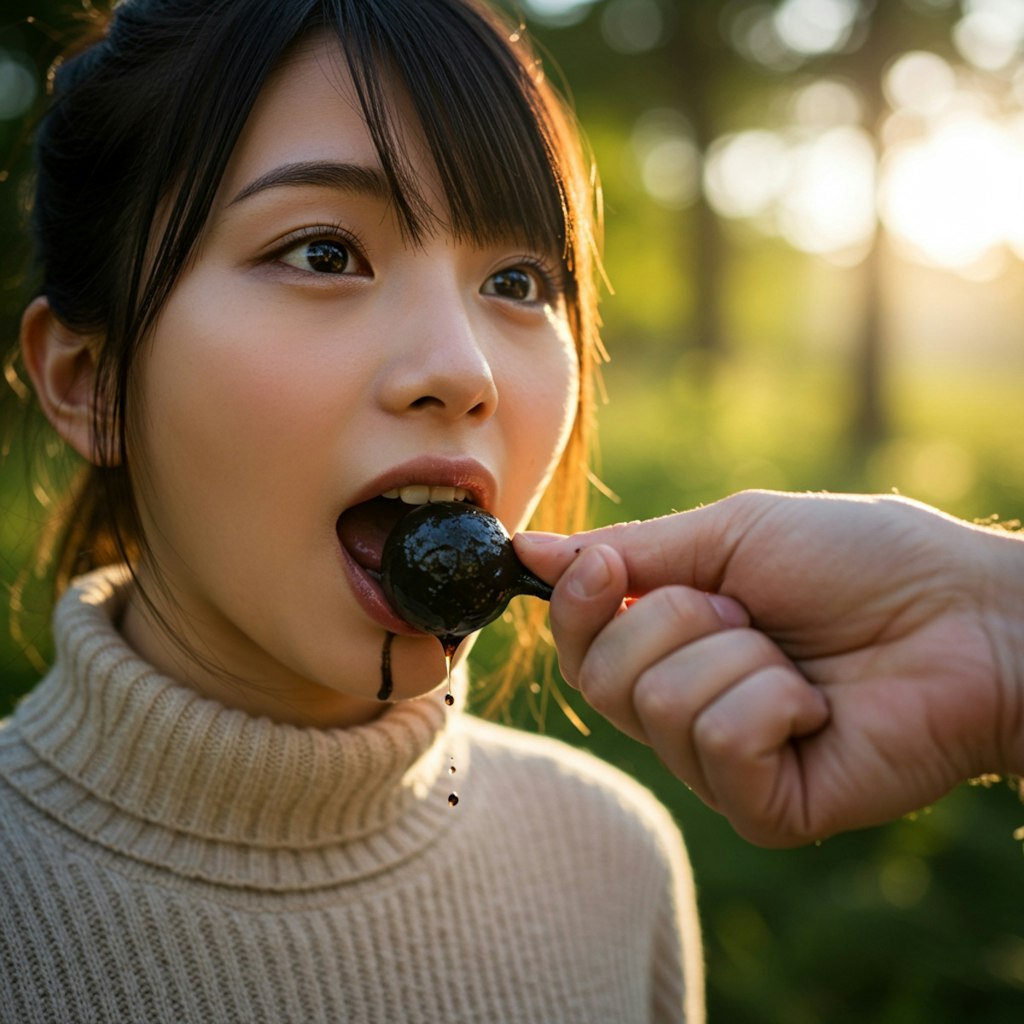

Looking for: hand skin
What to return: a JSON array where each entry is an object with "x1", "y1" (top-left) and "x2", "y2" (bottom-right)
[{"x1": 514, "y1": 491, "x2": 1024, "y2": 848}]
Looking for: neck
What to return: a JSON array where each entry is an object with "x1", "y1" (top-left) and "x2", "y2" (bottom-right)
[{"x1": 121, "y1": 596, "x2": 391, "y2": 727}]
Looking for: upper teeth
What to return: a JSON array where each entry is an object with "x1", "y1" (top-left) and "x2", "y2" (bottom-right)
[{"x1": 381, "y1": 485, "x2": 472, "y2": 504}]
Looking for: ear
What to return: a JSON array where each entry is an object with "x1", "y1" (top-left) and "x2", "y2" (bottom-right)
[{"x1": 20, "y1": 296, "x2": 116, "y2": 466}]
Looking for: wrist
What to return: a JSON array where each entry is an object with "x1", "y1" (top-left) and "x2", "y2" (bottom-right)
[{"x1": 979, "y1": 525, "x2": 1024, "y2": 775}]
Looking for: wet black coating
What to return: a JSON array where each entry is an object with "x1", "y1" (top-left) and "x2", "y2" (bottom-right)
[
  {"x1": 378, "y1": 631, "x2": 395, "y2": 701},
  {"x1": 380, "y1": 502, "x2": 552, "y2": 647}
]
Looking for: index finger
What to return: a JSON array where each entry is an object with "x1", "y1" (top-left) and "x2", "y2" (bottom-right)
[{"x1": 515, "y1": 503, "x2": 736, "y2": 596}]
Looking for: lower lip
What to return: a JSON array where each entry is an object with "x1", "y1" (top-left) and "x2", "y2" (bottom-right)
[{"x1": 337, "y1": 543, "x2": 425, "y2": 638}]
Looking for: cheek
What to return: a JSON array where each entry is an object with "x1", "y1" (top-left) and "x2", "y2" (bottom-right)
[
  {"x1": 131, "y1": 285, "x2": 341, "y2": 537},
  {"x1": 140, "y1": 279, "x2": 354, "y2": 460},
  {"x1": 139, "y1": 325, "x2": 263, "y2": 498},
  {"x1": 532, "y1": 316, "x2": 581, "y2": 457},
  {"x1": 502, "y1": 322, "x2": 581, "y2": 513}
]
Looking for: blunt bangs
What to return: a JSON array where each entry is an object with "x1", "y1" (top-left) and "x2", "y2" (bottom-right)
[
  {"x1": 111, "y1": 0, "x2": 583, "y2": 355},
  {"x1": 328, "y1": 0, "x2": 573, "y2": 268}
]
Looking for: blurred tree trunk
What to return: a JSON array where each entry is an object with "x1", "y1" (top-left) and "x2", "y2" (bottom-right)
[
  {"x1": 668, "y1": 3, "x2": 727, "y2": 368},
  {"x1": 856, "y1": 229, "x2": 888, "y2": 450},
  {"x1": 846, "y1": 3, "x2": 894, "y2": 451},
  {"x1": 839, "y1": 0, "x2": 959, "y2": 450}
]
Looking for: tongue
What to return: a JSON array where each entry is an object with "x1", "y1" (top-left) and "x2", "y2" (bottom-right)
[{"x1": 337, "y1": 498, "x2": 410, "y2": 573}]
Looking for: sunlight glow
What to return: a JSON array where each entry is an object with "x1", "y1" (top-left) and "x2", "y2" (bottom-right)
[
  {"x1": 705, "y1": 70, "x2": 1024, "y2": 277},
  {"x1": 527, "y1": 0, "x2": 1024, "y2": 280},
  {"x1": 704, "y1": 126, "x2": 875, "y2": 259},
  {"x1": 878, "y1": 114, "x2": 1024, "y2": 271},
  {"x1": 704, "y1": 131, "x2": 791, "y2": 220},
  {"x1": 777, "y1": 127, "x2": 876, "y2": 257}
]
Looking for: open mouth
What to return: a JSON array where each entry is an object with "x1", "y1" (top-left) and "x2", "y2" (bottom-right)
[{"x1": 336, "y1": 485, "x2": 474, "y2": 578}]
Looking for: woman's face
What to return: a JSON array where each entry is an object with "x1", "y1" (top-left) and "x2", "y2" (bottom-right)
[{"x1": 120, "y1": 39, "x2": 579, "y2": 726}]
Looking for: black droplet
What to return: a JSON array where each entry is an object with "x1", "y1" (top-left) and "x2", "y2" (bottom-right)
[
  {"x1": 444, "y1": 692, "x2": 455, "y2": 706},
  {"x1": 380, "y1": 502, "x2": 552, "y2": 642},
  {"x1": 448, "y1": 792, "x2": 459, "y2": 807}
]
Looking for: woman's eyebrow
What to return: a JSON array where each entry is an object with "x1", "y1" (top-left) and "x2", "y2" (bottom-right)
[{"x1": 228, "y1": 160, "x2": 392, "y2": 206}]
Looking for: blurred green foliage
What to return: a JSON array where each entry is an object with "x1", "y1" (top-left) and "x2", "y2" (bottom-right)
[
  {"x1": 2, "y1": 1, "x2": 1024, "y2": 1021},
  {"x1": 480, "y1": 352, "x2": 1024, "y2": 1023}
]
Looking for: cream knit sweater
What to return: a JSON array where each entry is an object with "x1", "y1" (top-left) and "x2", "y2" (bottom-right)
[{"x1": 0, "y1": 569, "x2": 703, "y2": 1023}]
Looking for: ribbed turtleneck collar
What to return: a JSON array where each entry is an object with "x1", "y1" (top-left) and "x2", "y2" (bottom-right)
[{"x1": 0, "y1": 568, "x2": 464, "y2": 891}]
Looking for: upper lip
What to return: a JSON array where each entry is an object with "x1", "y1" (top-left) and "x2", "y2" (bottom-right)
[{"x1": 343, "y1": 456, "x2": 498, "y2": 512}]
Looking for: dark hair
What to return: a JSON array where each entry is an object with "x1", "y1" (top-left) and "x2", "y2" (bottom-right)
[{"x1": 18, "y1": 0, "x2": 603, "y2": 694}]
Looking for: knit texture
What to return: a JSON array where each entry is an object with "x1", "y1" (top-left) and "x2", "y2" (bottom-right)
[{"x1": 0, "y1": 569, "x2": 703, "y2": 1023}]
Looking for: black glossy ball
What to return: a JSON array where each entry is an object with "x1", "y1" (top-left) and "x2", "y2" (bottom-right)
[{"x1": 380, "y1": 502, "x2": 552, "y2": 644}]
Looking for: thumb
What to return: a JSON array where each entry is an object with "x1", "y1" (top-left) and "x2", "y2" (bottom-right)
[
  {"x1": 512, "y1": 531, "x2": 578, "y2": 586},
  {"x1": 517, "y1": 502, "x2": 742, "y2": 596}
]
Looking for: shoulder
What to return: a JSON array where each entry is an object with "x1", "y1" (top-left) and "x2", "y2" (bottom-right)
[
  {"x1": 453, "y1": 716, "x2": 703, "y2": 1022},
  {"x1": 461, "y1": 712, "x2": 670, "y2": 811},
  {"x1": 457, "y1": 713, "x2": 686, "y2": 868}
]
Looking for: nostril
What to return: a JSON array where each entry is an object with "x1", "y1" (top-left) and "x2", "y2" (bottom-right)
[
  {"x1": 407, "y1": 395, "x2": 492, "y2": 416},
  {"x1": 410, "y1": 395, "x2": 444, "y2": 410}
]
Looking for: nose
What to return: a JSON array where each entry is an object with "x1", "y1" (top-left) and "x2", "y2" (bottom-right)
[{"x1": 377, "y1": 297, "x2": 499, "y2": 422}]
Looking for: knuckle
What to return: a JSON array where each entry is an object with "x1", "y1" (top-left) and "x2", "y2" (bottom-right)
[
  {"x1": 658, "y1": 585, "x2": 710, "y2": 631},
  {"x1": 693, "y1": 702, "x2": 743, "y2": 759},
  {"x1": 632, "y1": 662, "x2": 686, "y2": 723},
  {"x1": 576, "y1": 655, "x2": 615, "y2": 712},
  {"x1": 765, "y1": 663, "x2": 810, "y2": 709}
]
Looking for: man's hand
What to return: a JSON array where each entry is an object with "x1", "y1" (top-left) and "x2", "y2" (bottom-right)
[{"x1": 515, "y1": 491, "x2": 1024, "y2": 847}]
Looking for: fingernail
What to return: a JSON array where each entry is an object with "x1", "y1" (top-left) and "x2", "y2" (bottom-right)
[
  {"x1": 569, "y1": 547, "x2": 612, "y2": 599},
  {"x1": 515, "y1": 531, "x2": 566, "y2": 546},
  {"x1": 707, "y1": 593, "x2": 750, "y2": 628}
]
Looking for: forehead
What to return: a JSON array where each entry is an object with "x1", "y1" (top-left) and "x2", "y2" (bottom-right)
[
  {"x1": 219, "y1": 38, "x2": 436, "y2": 214},
  {"x1": 208, "y1": 17, "x2": 569, "y2": 262}
]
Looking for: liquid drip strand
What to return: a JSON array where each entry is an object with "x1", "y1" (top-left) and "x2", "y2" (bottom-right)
[
  {"x1": 442, "y1": 644, "x2": 455, "y2": 706},
  {"x1": 377, "y1": 632, "x2": 395, "y2": 701},
  {"x1": 441, "y1": 643, "x2": 458, "y2": 807}
]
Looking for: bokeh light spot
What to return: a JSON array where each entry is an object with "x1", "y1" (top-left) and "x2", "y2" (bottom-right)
[
  {"x1": 884, "y1": 51, "x2": 957, "y2": 117},
  {"x1": 704, "y1": 130, "x2": 791, "y2": 219},
  {"x1": 773, "y1": 0, "x2": 859, "y2": 56},
  {"x1": 789, "y1": 78, "x2": 863, "y2": 128},
  {"x1": 632, "y1": 108, "x2": 701, "y2": 210},
  {"x1": 878, "y1": 854, "x2": 931, "y2": 909},
  {"x1": 0, "y1": 53, "x2": 37, "y2": 122},
  {"x1": 600, "y1": 0, "x2": 665, "y2": 54}
]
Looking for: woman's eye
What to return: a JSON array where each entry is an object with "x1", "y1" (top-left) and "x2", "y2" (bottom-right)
[
  {"x1": 279, "y1": 238, "x2": 353, "y2": 275},
  {"x1": 482, "y1": 266, "x2": 542, "y2": 303}
]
